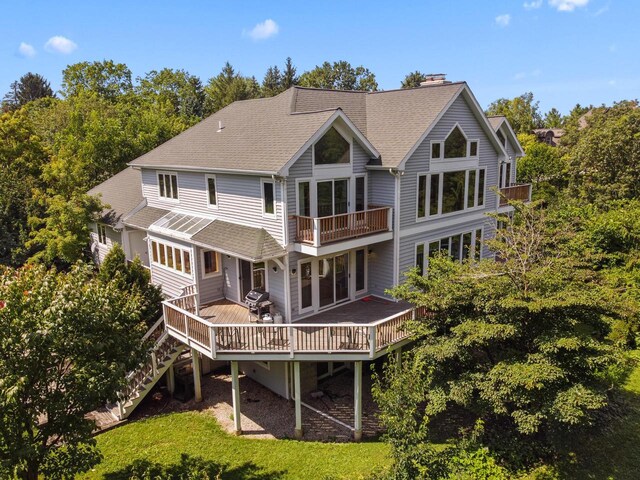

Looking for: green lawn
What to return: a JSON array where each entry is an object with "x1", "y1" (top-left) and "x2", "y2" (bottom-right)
[
  {"x1": 559, "y1": 352, "x2": 640, "y2": 480},
  {"x1": 82, "y1": 411, "x2": 390, "y2": 480}
]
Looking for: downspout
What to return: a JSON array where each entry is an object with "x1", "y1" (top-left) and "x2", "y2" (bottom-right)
[
  {"x1": 389, "y1": 168, "x2": 404, "y2": 293},
  {"x1": 275, "y1": 174, "x2": 293, "y2": 325}
]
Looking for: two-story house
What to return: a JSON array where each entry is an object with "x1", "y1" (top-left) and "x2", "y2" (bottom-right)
[{"x1": 88, "y1": 77, "x2": 527, "y2": 440}]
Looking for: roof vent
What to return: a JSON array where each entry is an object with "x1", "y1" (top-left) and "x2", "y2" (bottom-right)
[
  {"x1": 420, "y1": 73, "x2": 450, "y2": 86},
  {"x1": 217, "y1": 120, "x2": 224, "y2": 133}
]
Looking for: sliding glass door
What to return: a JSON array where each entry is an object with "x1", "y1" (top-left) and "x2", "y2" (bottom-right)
[
  {"x1": 317, "y1": 179, "x2": 348, "y2": 217},
  {"x1": 318, "y1": 253, "x2": 349, "y2": 308}
]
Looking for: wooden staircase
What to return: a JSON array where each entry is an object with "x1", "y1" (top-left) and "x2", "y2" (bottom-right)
[{"x1": 114, "y1": 317, "x2": 186, "y2": 420}]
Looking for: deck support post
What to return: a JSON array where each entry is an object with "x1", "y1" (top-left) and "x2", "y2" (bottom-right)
[
  {"x1": 394, "y1": 346, "x2": 402, "y2": 372},
  {"x1": 231, "y1": 361, "x2": 242, "y2": 435},
  {"x1": 354, "y1": 360, "x2": 363, "y2": 441},
  {"x1": 191, "y1": 348, "x2": 202, "y2": 403},
  {"x1": 294, "y1": 361, "x2": 303, "y2": 439},
  {"x1": 167, "y1": 365, "x2": 175, "y2": 395}
]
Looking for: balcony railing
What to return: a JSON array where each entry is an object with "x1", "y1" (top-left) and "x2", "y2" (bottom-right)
[
  {"x1": 163, "y1": 293, "x2": 427, "y2": 359},
  {"x1": 294, "y1": 206, "x2": 392, "y2": 247},
  {"x1": 499, "y1": 184, "x2": 532, "y2": 207}
]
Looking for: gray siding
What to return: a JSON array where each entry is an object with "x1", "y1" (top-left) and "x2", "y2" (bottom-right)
[
  {"x1": 89, "y1": 223, "x2": 121, "y2": 265},
  {"x1": 398, "y1": 216, "x2": 496, "y2": 276},
  {"x1": 240, "y1": 361, "x2": 288, "y2": 398},
  {"x1": 368, "y1": 170, "x2": 395, "y2": 207},
  {"x1": 399, "y1": 95, "x2": 500, "y2": 230},
  {"x1": 352, "y1": 141, "x2": 370, "y2": 175},
  {"x1": 267, "y1": 260, "x2": 287, "y2": 320},
  {"x1": 195, "y1": 247, "x2": 224, "y2": 304},
  {"x1": 287, "y1": 148, "x2": 313, "y2": 241},
  {"x1": 287, "y1": 251, "x2": 306, "y2": 322},
  {"x1": 141, "y1": 169, "x2": 285, "y2": 245},
  {"x1": 367, "y1": 239, "x2": 395, "y2": 298}
]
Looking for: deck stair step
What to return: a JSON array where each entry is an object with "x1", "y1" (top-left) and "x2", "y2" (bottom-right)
[{"x1": 114, "y1": 316, "x2": 186, "y2": 420}]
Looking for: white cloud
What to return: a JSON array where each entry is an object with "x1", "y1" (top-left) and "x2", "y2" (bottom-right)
[
  {"x1": 44, "y1": 35, "x2": 78, "y2": 54},
  {"x1": 495, "y1": 14, "x2": 511, "y2": 27},
  {"x1": 548, "y1": 0, "x2": 589, "y2": 12},
  {"x1": 593, "y1": 4, "x2": 609, "y2": 16},
  {"x1": 18, "y1": 42, "x2": 36, "y2": 58},
  {"x1": 243, "y1": 19, "x2": 279, "y2": 40},
  {"x1": 523, "y1": 0, "x2": 543, "y2": 9}
]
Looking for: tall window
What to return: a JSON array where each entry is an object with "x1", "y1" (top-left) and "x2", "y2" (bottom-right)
[
  {"x1": 298, "y1": 181, "x2": 310, "y2": 216},
  {"x1": 497, "y1": 129, "x2": 506, "y2": 146},
  {"x1": 314, "y1": 127, "x2": 350, "y2": 165},
  {"x1": 202, "y1": 250, "x2": 220, "y2": 278},
  {"x1": 416, "y1": 228, "x2": 482, "y2": 273},
  {"x1": 262, "y1": 180, "x2": 275, "y2": 216},
  {"x1": 300, "y1": 261, "x2": 312, "y2": 310},
  {"x1": 97, "y1": 224, "x2": 107, "y2": 245},
  {"x1": 151, "y1": 240, "x2": 192, "y2": 276},
  {"x1": 206, "y1": 175, "x2": 217, "y2": 207},
  {"x1": 418, "y1": 168, "x2": 486, "y2": 218},
  {"x1": 158, "y1": 172, "x2": 178, "y2": 200}
]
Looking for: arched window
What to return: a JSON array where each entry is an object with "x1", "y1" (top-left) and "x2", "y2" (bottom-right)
[
  {"x1": 444, "y1": 126, "x2": 467, "y2": 159},
  {"x1": 314, "y1": 127, "x2": 350, "y2": 165}
]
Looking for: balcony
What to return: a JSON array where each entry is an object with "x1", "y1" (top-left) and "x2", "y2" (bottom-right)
[
  {"x1": 499, "y1": 184, "x2": 532, "y2": 207},
  {"x1": 163, "y1": 294, "x2": 423, "y2": 361},
  {"x1": 292, "y1": 206, "x2": 393, "y2": 255}
]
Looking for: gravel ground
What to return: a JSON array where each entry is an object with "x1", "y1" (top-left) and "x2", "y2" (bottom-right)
[{"x1": 129, "y1": 365, "x2": 381, "y2": 442}]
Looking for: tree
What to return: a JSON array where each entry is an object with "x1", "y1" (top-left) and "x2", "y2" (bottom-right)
[
  {"x1": 98, "y1": 244, "x2": 164, "y2": 326},
  {"x1": 373, "y1": 201, "x2": 626, "y2": 476},
  {"x1": 2, "y1": 73, "x2": 54, "y2": 111},
  {"x1": 401, "y1": 71, "x2": 427, "y2": 89},
  {"x1": 27, "y1": 192, "x2": 104, "y2": 267},
  {"x1": 281, "y1": 57, "x2": 299, "y2": 89},
  {"x1": 262, "y1": 65, "x2": 283, "y2": 97},
  {"x1": 61, "y1": 60, "x2": 133, "y2": 100},
  {"x1": 563, "y1": 101, "x2": 640, "y2": 203},
  {"x1": 136, "y1": 68, "x2": 206, "y2": 119},
  {"x1": 516, "y1": 132, "x2": 565, "y2": 201},
  {"x1": 0, "y1": 263, "x2": 147, "y2": 479},
  {"x1": 0, "y1": 109, "x2": 48, "y2": 265},
  {"x1": 543, "y1": 107, "x2": 564, "y2": 128},
  {"x1": 204, "y1": 62, "x2": 261, "y2": 114},
  {"x1": 298, "y1": 61, "x2": 378, "y2": 91},
  {"x1": 485, "y1": 92, "x2": 543, "y2": 135}
]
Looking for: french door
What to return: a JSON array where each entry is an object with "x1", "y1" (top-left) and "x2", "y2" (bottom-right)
[
  {"x1": 239, "y1": 259, "x2": 266, "y2": 298},
  {"x1": 317, "y1": 179, "x2": 348, "y2": 217}
]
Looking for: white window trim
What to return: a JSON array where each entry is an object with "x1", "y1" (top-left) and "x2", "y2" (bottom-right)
[
  {"x1": 430, "y1": 140, "x2": 443, "y2": 161},
  {"x1": 97, "y1": 224, "x2": 107, "y2": 245},
  {"x1": 312, "y1": 123, "x2": 353, "y2": 170},
  {"x1": 467, "y1": 139, "x2": 480, "y2": 158},
  {"x1": 238, "y1": 259, "x2": 270, "y2": 301},
  {"x1": 354, "y1": 174, "x2": 368, "y2": 211},
  {"x1": 205, "y1": 174, "x2": 218, "y2": 209},
  {"x1": 416, "y1": 227, "x2": 484, "y2": 274},
  {"x1": 295, "y1": 178, "x2": 313, "y2": 217},
  {"x1": 261, "y1": 178, "x2": 277, "y2": 219},
  {"x1": 157, "y1": 171, "x2": 179, "y2": 202},
  {"x1": 255, "y1": 361, "x2": 271, "y2": 370},
  {"x1": 297, "y1": 258, "x2": 315, "y2": 315},
  {"x1": 200, "y1": 249, "x2": 222, "y2": 279},
  {"x1": 354, "y1": 248, "x2": 368, "y2": 295},
  {"x1": 417, "y1": 167, "x2": 487, "y2": 222},
  {"x1": 149, "y1": 238, "x2": 193, "y2": 279}
]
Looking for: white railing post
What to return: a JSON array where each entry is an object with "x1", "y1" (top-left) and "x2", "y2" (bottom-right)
[
  {"x1": 387, "y1": 207, "x2": 393, "y2": 232},
  {"x1": 289, "y1": 325, "x2": 295, "y2": 358},
  {"x1": 151, "y1": 351, "x2": 158, "y2": 377},
  {"x1": 369, "y1": 326, "x2": 376, "y2": 359},
  {"x1": 184, "y1": 314, "x2": 190, "y2": 346},
  {"x1": 209, "y1": 325, "x2": 217, "y2": 359},
  {"x1": 312, "y1": 218, "x2": 321, "y2": 247}
]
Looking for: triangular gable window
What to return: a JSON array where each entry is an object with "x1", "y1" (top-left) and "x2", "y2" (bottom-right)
[
  {"x1": 314, "y1": 127, "x2": 350, "y2": 165},
  {"x1": 444, "y1": 126, "x2": 467, "y2": 159}
]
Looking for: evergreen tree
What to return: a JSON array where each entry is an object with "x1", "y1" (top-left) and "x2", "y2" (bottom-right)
[
  {"x1": 401, "y1": 70, "x2": 426, "y2": 89},
  {"x1": 281, "y1": 57, "x2": 299, "y2": 89},
  {"x1": 2, "y1": 73, "x2": 54, "y2": 110}
]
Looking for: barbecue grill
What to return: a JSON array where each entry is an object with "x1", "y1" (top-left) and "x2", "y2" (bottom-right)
[{"x1": 244, "y1": 289, "x2": 272, "y2": 322}]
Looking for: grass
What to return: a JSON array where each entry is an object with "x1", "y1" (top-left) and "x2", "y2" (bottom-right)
[
  {"x1": 82, "y1": 411, "x2": 391, "y2": 480},
  {"x1": 558, "y1": 352, "x2": 640, "y2": 479}
]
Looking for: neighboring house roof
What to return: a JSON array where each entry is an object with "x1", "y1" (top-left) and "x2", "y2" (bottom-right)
[
  {"x1": 87, "y1": 167, "x2": 143, "y2": 228},
  {"x1": 191, "y1": 220, "x2": 286, "y2": 262},
  {"x1": 533, "y1": 128, "x2": 565, "y2": 147},
  {"x1": 129, "y1": 81, "x2": 504, "y2": 174},
  {"x1": 124, "y1": 206, "x2": 170, "y2": 230}
]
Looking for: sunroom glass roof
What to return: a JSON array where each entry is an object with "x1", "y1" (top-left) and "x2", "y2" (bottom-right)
[{"x1": 152, "y1": 212, "x2": 212, "y2": 236}]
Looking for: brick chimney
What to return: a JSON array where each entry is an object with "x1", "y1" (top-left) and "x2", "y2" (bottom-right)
[{"x1": 420, "y1": 73, "x2": 450, "y2": 86}]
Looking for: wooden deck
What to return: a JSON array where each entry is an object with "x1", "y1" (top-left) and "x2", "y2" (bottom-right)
[
  {"x1": 163, "y1": 294, "x2": 425, "y2": 360},
  {"x1": 199, "y1": 297, "x2": 411, "y2": 326}
]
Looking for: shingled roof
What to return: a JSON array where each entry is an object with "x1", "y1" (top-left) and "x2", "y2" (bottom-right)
[
  {"x1": 129, "y1": 82, "x2": 474, "y2": 173},
  {"x1": 87, "y1": 167, "x2": 143, "y2": 228}
]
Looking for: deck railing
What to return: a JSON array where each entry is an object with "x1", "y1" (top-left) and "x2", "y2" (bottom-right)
[
  {"x1": 162, "y1": 296, "x2": 427, "y2": 359},
  {"x1": 499, "y1": 184, "x2": 532, "y2": 206},
  {"x1": 294, "y1": 207, "x2": 392, "y2": 247}
]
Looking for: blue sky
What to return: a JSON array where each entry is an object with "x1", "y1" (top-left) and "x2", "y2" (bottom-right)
[{"x1": 1, "y1": 0, "x2": 638, "y2": 114}]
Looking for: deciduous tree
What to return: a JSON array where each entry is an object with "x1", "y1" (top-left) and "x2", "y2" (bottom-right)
[
  {"x1": 401, "y1": 71, "x2": 427, "y2": 89},
  {"x1": 61, "y1": 60, "x2": 133, "y2": 100},
  {"x1": 204, "y1": 62, "x2": 261, "y2": 114},
  {"x1": 486, "y1": 92, "x2": 543, "y2": 134},
  {"x1": 0, "y1": 263, "x2": 147, "y2": 480},
  {"x1": 298, "y1": 60, "x2": 378, "y2": 91}
]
